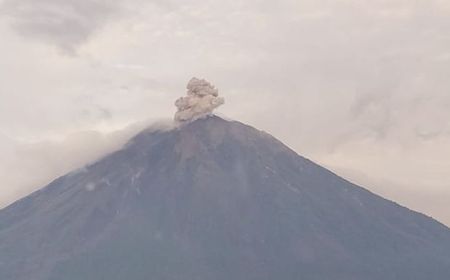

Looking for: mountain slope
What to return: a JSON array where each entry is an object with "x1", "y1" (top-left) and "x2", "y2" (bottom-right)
[{"x1": 1, "y1": 116, "x2": 450, "y2": 280}]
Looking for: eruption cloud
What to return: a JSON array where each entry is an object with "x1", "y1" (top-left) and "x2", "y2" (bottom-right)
[{"x1": 174, "y1": 78, "x2": 225, "y2": 122}]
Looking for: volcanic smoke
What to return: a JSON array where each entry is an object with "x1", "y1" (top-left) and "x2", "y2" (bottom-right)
[{"x1": 174, "y1": 78, "x2": 225, "y2": 122}]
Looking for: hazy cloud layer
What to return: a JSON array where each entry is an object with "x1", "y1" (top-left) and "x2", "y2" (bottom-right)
[
  {"x1": 1, "y1": 0, "x2": 122, "y2": 54},
  {"x1": 0, "y1": 0, "x2": 449, "y2": 225}
]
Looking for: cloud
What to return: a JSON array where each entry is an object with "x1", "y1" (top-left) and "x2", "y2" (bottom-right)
[
  {"x1": 0, "y1": 119, "x2": 169, "y2": 208},
  {"x1": 0, "y1": 0, "x2": 121, "y2": 54},
  {"x1": 0, "y1": 0, "x2": 449, "y2": 226},
  {"x1": 174, "y1": 77, "x2": 225, "y2": 122}
]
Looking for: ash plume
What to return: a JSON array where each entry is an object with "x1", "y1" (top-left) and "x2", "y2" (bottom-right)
[{"x1": 174, "y1": 78, "x2": 225, "y2": 122}]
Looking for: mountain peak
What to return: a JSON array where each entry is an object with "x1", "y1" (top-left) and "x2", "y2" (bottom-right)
[
  {"x1": 127, "y1": 114, "x2": 289, "y2": 167},
  {"x1": 1, "y1": 115, "x2": 450, "y2": 280}
]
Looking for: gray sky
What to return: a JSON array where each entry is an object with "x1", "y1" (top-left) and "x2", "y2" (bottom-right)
[{"x1": 0, "y1": 0, "x2": 449, "y2": 226}]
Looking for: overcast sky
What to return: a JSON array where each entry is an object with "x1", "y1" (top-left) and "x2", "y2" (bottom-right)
[{"x1": 0, "y1": 0, "x2": 449, "y2": 226}]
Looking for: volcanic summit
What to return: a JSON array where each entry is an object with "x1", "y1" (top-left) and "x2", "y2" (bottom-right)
[{"x1": 0, "y1": 79, "x2": 450, "y2": 280}]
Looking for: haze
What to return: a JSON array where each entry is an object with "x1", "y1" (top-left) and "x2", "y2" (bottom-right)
[{"x1": 0, "y1": 0, "x2": 449, "y2": 226}]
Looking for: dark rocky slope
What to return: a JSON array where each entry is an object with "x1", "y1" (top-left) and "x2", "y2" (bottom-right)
[{"x1": 1, "y1": 116, "x2": 449, "y2": 280}]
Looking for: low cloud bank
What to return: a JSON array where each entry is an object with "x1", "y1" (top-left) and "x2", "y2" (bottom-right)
[{"x1": 0, "y1": 119, "x2": 172, "y2": 208}]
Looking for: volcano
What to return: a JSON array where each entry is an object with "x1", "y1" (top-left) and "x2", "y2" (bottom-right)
[{"x1": 1, "y1": 116, "x2": 450, "y2": 280}]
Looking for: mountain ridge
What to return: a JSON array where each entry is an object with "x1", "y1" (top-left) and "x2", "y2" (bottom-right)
[{"x1": 1, "y1": 115, "x2": 450, "y2": 280}]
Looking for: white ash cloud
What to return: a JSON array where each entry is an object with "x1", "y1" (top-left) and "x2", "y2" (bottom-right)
[{"x1": 174, "y1": 78, "x2": 225, "y2": 122}]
